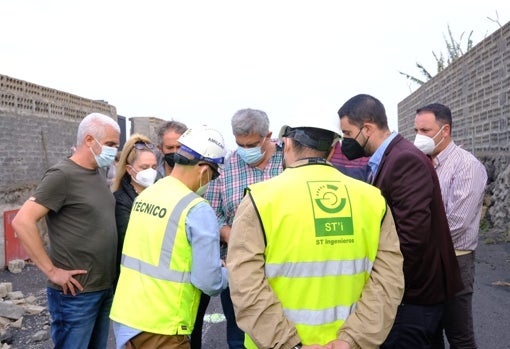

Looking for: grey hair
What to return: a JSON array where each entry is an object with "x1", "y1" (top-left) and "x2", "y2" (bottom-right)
[
  {"x1": 157, "y1": 120, "x2": 187, "y2": 146},
  {"x1": 77, "y1": 113, "x2": 120, "y2": 145},
  {"x1": 231, "y1": 108, "x2": 270, "y2": 137}
]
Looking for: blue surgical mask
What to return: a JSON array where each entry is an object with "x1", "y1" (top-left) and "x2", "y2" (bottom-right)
[
  {"x1": 90, "y1": 138, "x2": 117, "y2": 168},
  {"x1": 237, "y1": 137, "x2": 266, "y2": 165}
]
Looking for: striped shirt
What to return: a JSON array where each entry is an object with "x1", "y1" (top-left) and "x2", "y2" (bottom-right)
[
  {"x1": 329, "y1": 142, "x2": 370, "y2": 182},
  {"x1": 434, "y1": 141, "x2": 487, "y2": 251},
  {"x1": 204, "y1": 142, "x2": 284, "y2": 256}
]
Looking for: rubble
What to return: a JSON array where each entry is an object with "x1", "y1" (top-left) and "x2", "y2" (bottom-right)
[
  {"x1": 0, "y1": 281, "x2": 49, "y2": 348},
  {"x1": 7, "y1": 261, "x2": 25, "y2": 275}
]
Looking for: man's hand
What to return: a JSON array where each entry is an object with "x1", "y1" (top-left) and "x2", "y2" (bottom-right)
[
  {"x1": 48, "y1": 267, "x2": 87, "y2": 296},
  {"x1": 220, "y1": 225, "x2": 232, "y2": 244}
]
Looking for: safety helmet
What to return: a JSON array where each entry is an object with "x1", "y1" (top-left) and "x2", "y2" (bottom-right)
[
  {"x1": 278, "y1": 98, "x2": 341, "y2": 151},
  {"x1": 177, "y1": 126, "x2": 226, "y2": 165}
]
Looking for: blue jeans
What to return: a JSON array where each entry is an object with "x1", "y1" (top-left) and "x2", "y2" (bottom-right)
[
  {"x1": 221, "y1": 287, "x2": 245, "y2": 349},
  {"x1": 47, "y1": 287, "x2": 113, "y2": 349}
]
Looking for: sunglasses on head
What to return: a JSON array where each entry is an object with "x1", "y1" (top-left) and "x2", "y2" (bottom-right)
[{"x1": 133, "y1": 141, "x2": 155, "y2": 150}]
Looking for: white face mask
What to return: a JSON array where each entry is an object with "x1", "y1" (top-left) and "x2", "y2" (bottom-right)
[
  {"x1": 413, "y1": 125, "x2": 445, "y2": 155},
  {"x1": 131, "y1": 167, "x2": 157, "y2": 188}
]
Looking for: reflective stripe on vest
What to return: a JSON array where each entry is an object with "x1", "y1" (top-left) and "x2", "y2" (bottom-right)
[
  {"x1": 265, "y1": 257, "x2": 374, "y2": 278},
  {"x1": 284, "y1": 303, "x2": 356, "y2": 326},
  {"x1": 121, "y1": 192, "x2": 198, "y2": 282}
]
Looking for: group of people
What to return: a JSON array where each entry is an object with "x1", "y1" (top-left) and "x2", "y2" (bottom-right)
[{"x1": 11, "y1": 94, "x2": 487, "y2": 349}]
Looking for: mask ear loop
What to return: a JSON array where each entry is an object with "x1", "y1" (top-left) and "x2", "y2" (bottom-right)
[
  {"x1": 199, "y1": 164, "x2": 210, "y2": 187},
  {"x1": 126, "y1": 164, "x2": 138, "y2": 179}
]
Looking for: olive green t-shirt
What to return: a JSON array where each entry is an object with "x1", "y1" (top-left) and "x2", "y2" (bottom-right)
[{"x1": 33, "y1": 158, "x2": 117, "y2": 292}]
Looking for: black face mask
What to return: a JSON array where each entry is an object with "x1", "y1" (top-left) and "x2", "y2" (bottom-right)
[
  {"x1": 341, "y1": 128, "x2": 369, "y2": 160},
  {"x1": 341, "y1": 138, "x2": 366, "y2": 160},
  {"x1": 164, "y1": 153, "x2": 176, "y2": 167}
]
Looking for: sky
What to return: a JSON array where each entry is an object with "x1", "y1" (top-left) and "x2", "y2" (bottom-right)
[{"x1": 1, "y1": 1, "x2": 507, "y2": 150}]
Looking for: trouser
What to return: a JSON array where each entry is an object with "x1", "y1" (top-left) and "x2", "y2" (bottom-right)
[
  {"x1": 381, "y1": 302, "x2": 444, "y2": 349},
  {"x1": 127, "y1": 333, "x2": 189, "y2": 349},
  {"x1": 433, "y1": 252, "x2": 477, "y2": 349},
  {"x1": 47, "y1": 287, "x2": 113, "y2": 349},
  {"x1": 190, "y1": 293, "x2": 211, "y2": 349},
  {"x1": 221, "y1": 287, "x2": 246, "y2": 349}
]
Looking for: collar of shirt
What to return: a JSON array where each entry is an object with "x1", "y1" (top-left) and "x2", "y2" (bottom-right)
[
  {"x1": 434, "y1": 141, "x2": 456, "y2": 169},
  {"x1": 368, "y1": 131, "x2": 397, "y2": 177}
]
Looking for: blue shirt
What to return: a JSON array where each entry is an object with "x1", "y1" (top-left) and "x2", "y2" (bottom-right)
[{"x1": 368, "y1": 131, "x2": 397, "y2": 182}]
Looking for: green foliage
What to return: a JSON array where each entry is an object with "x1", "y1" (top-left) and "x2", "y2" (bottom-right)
[
  {"x1": 400, "y1": 24, "x2": 474, "y2": 86},
  {"x1": 480, "y1": 217, "x2": 490, "y2": 232}
]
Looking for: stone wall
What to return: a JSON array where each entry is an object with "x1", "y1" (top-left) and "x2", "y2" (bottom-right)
[
  {"x1": 130, "y1": 116, "x2": 167, "y2": 146},
  {"x1": 0, "y1": 74, "x2": 118, "y2": 267},
  {"x1": 397, "y1": 21, "x2": 510, "y2": 237}
]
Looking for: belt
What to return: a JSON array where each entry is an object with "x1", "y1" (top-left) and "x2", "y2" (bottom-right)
[{"x1": 455, "y1": 250, "x2": 473, "y2": 256}]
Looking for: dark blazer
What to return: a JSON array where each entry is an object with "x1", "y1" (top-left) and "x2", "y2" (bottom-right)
[{"x1": 373, "y1": 134, "x2": 462, "y2": 305}]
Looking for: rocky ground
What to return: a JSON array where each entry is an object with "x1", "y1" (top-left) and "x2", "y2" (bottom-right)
[{"x1": 0, "y1": 229, "x2": 508, "y2": 349}]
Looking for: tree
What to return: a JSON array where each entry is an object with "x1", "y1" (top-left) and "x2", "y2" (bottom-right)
[
  {"x1": 401, "y1": 11, "x2": 502, "y2": 88},
  {"x1": 400, "y1": 24, "x2": 473, "y2": 86}
]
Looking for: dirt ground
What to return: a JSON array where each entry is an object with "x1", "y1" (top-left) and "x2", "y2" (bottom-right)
[{"x1": 0, "y1": 235, "x2": 509, "y2": 349}]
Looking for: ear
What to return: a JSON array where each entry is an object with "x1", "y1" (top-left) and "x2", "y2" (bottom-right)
[
  {"x1": 443, "y1": 124, "x2": 451, "y2": 137},
  {"x1": 126, "y1": 165, "x2": 135, "y2": 177},
  {"x1": 265, "y1": 131, "x2": 273, "y2": 140},
  {"x1": 362, "y1": 122, "x2": 376, "y2": 137},
  {"x1": 197, "y1": 164, "x2": 208, "y2": 179},
  {"x1": 84, "y1": 134, "x2": 96, "y2": 148}
]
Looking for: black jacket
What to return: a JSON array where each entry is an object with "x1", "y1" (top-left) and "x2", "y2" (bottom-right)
[{"x1": 113, "y1": 174, "x2": 138, "y2": 285}]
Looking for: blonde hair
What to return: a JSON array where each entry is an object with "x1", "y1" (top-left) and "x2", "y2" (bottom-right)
[{"x1": 112, "y1": 133, "x2": 155, "y2": 191}]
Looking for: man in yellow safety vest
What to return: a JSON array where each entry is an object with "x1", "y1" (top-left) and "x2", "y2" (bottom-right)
[
  {"x1": 227, "y1": 105, "x2": 404, "y2": 349},
  {"x1": 110, "y1": 126, "x2": 229, "y2": 349}
]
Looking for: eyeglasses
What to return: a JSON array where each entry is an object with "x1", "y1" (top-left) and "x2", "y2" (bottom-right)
[
  {"x1": 199, "y1": 163, "x2": 220, "y2": 180},
  {"x1": 133, "y1": 141, "x2": 156, "y2": 151}
]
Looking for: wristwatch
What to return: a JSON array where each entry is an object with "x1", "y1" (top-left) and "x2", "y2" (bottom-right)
[{"x1": 291, "y1": 343, "x2": 303, "y2": 349}]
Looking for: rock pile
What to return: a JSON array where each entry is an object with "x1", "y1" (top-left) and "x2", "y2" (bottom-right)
[
  {"x1": 0, "y1": 260, "x2": 50, "y2": 348},
  {"x1": 482, "y1": 155, "x2": 510, "y2": 241}
]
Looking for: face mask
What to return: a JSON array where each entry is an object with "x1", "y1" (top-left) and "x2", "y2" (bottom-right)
[
  {"x1": 164, "y1": 153, "x2": 176, "y2": 168},
  {"x1": 131, "y1": 167, "x2": 157, "y2": 188},
  {"x1": 413, "y1": 125, "x2": 445, "y2": 155},
  {"x1": 195, "y1": 167, "x2": 210, "y2": 196},
  {"x1": 341, "y1": 128, "x2": 369, "y2": 160},
  {"x1": 90, "y1": 138, "x2": 117, "y2": 168},
  {"x1": 237, "y1": 137, "x2": 266, "y2": 165},
  {"x1": 413, "y1": 134, "x2": 435, "y2": 155}
]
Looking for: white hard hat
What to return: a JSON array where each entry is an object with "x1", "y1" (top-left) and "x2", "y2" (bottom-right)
[
  {"x1": 178, "y1": 126, "x2": 226, "y2": 164},
  {"x1": 279, "y1": 97, "x2": 341, "y2": 139},
  {"x1": 278, "y1": 98, "x2": 341, "y2": 150}
]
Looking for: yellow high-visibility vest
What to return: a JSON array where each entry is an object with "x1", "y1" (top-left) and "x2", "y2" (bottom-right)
[
  {"x1": 245, "y1": 163, "x2": 386, "y2": 347},
  {"x1": 110, "y1": 176, "x2": 204, "y2": 335}
]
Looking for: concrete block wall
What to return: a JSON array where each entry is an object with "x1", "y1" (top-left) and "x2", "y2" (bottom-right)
[
  {"x1": 130, "y1": 116, "x2": 167, "y2": 147},
  {"x1": 398, "y1": 21, "x2": 510, "y2": 156},
  {"x1": 0, "y1": 74, "x2": 118, "y2": 267},
  {"x1": 397, "y1": 21, "x2": 510, "y2": 235}
]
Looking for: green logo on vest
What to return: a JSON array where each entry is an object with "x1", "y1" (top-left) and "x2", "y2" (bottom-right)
[{"x1": 308, "y1": 182, "x2": 353, "y2": 237}]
